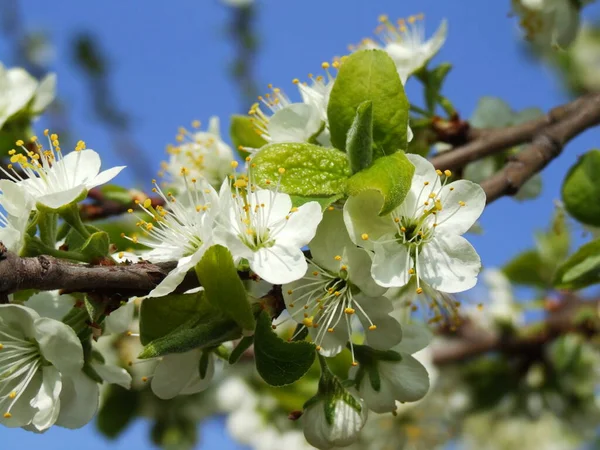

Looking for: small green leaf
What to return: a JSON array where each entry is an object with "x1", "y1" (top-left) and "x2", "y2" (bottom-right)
[
  {"x1": 289, "y1": 194, "x2": 342, "y2": 210},
  {"x1": 423, "y1": 63, "x2": 452, "y2": 113},
  {"x1": 470, "y1": 97, "x2": 514, "y2": 128},
  {"x1": 346, "y1": 151, "x2": 415, "y2": 215},
  {"x1": 139, "y1": 315, "x2": 241, "y2": 359},
  {"x1": 502, "y1": 250, "x2": 547, "y2": 288},
  {"x1": 254, "y1": 311, "x2": 315, "y2": 386},
  {"x1": 84, "y1": 294, "x2": 105, "y2": 323},
  {"x1": 346, "y1": 101, "x2": 373, "y2": 174},
  {"x1": 98, "y1": 185, "x2": 135, "y2": 205},
  {"x1": 80, "y1": 231, "x2": 110, "y2": 260},
  {"x1": 140, "y1": 293, "x2": 204, "y2": 345},
  {"x1": 96, "y1": 384, "x2": 139, "y2": 439},
  {"x1": 554, "y1": 239, "x2": 600, "y2": 290},
  {"x1": 251, "y1": 142, "x2": 350, "y2": 196},
  {"x1": 229, "y1": 335, "x2": 254, "y2": 364},
  {"x1": 328, "y1": 49, "x2": 409, "y2": 154},
  {"x1": 562, "y1": 150, "x2": 600, "y2": 227},
  {"x1": 195, "y1": 245, "x2": 255, "y2": 332},
  {"x1": 230, "y1": 114, "x2": 268, "y2": 158}
]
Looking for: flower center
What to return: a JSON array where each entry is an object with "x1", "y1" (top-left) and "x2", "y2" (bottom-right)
[{"x1": 0, "y1": 326, "x2": 42, "y2": 419}]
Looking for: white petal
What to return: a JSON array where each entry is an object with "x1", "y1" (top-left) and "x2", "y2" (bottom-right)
[
  {"x1": 0, "y1": 371, "x2": 42, "y2": 428},
  {"x1": 208, "y1": 116, "x2": 221, "y2": 136},
  {"x1": 358, "y1": 370, "x2": 397, "y2": 414},
  {"x1": 423, "y1": 19, "x2": 448, "y2": 62},
  {"x1": 343, "y1": 191, "x2": 395, "y2": 250},
  {"x1": 24, "y1": 291, "x2": 75, "y2": 321},
  {"x1": 371, "y1": 240, "x2": 411, "y2": 288},
  {"x1": 419, "y1": 234, "x2": 481, "y2": 293},
  {"x1": 151, "y1": 350, "x2": 201, "y2": 399},
  {"x1": 311, "y1": 323, "x2": 349, "y2": 358},
  {"x1": 34, "y1": 317, "x2": 84, "y2": 375},
  {"x1": 394, "y1": 323, "x2": 432, "y2": 354},
  {"x1": 31, "y1": 366, "x2": 62, "y2": 431},
  {"x1": 380, "y1": 356, "x2": 430, "y2": 402},
  {"x1": 267, "y1": 103, "x2": 323, "y2": 143},
  {"x1": 0, "y1": 304, "x2": 39, "y2": 338},
  {"x1": 180, "y1": 353, "x2": 215, "y2": 395},
  {"x1": 62, "y1": 150, "x2": 101, "y2": 186},
  {"x1": 254, "y1": 189, "x2": 292, "y2": 225},
  {"x1": 213, "y1": 228, "x2": 254, "y2": 262},
  {"x1": 147, "y1": 247, "x2": 207, "y2": 298},
  {"x1": 345, "y1": 246, "x2": 386, "y2": 297},
  {"x1": 0, "y1": 227, "x2": 24, "y2": 254},
  {"x1": 250, "y1": 245, "x2": 306, "y2": 285},
  {"x1": 309, "y1": 208, "x2": 354, "y2": 272},
  {"x1": 6, "y1": 68, "x2": 37, "y2": 117},
  {"x1": 357, "y1": 295, "x2": 403, "y2": 350},
  {"x1": 37, "y1": 185, "x2": 86, "y2": 209},
  {"x1": 91, "y1": 362, "x2": 132, "y2": 389},
  {"x1": 31, "y1": 73, "x2": 56, "y2": 113},
  {"x1": 304, "y1": 397, "x2": 366, "y2": 449},
  {"x1": 0, "y1": 180, "x2": 34, "y2": 216},
  {"x1": 435, "y1": 180, "x2": 486, "y2": 235},
  {"x1": 55, "y1": 371, "x2": 99, "y2": 429},
  {"x1": 276, "y1": 200, "x2": 323, "y2": 249},
  {"x1": 87, "y1": 166, "x2": 126, "y2": 190},
  {"x1": 103, "y1": 300, "x2": 135, "y2": 335}
]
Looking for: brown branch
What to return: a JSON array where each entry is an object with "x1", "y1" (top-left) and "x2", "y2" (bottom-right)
[
  {"x1": 80, "y1": 188, "x2": 165, "y2": 221},
  {"x1": 430, "y1": 93, "x2": 600, "y2": 173}
]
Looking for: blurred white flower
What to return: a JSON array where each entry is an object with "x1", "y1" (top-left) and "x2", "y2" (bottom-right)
[{"x1": 0, "y1": 180, "x2": 34, "y2": 254}]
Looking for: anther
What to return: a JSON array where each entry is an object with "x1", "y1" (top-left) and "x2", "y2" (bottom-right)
[{"x1": 361, "y1": 233, "x2": 369, "y2": 240}]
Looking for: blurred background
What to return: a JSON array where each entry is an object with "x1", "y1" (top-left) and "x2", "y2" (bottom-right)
[{"x1": 1, "y1": 0, "x2": 600, "y2": 448}]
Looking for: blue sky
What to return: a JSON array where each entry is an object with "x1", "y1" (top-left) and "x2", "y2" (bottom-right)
[{"x1": 2, "y1": 0, "x2": 600, "y2": 448}]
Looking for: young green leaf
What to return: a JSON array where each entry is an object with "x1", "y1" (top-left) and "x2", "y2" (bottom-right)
[
  {"x1": 251, "y1": 142, "x2": 350, "y2": 196},
  {"x1": 229, "y1": 335, "x2": 254, "y2": 364},
  {"x1": 554, "y1": 239, "x2": 600, "y2": 290},
  {"x1": 346, "y1": 101, "x2": 374, "y2": 174},
  {"x1": 562, "y1": 150, "x2": 600, "y2": 227},
  {"x1": 346, "y1": 151, "x2": 415, "y2": 215},
  {"x1": 195, "y1": 245, "x2": 255, "y2": 332},
  {"x1": 230, "y1": 114, "x2": 268, "y2": 158},
  {"x1": 502, "y1": 250, "x2": 547, "y2": 288},
  {"x1": 80, "y1": 231, "x2": 110, "y2": 260},
  {"x1": 254, "y1": 311, "x2": 315, "y2": 386},
  {"x1": 327, "y1": 49, "x2": 409, "y2": 155}
]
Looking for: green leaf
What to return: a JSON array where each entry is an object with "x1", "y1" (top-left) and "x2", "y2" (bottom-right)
[
  {"x1": 423, "y1": 63, "x2": 452, "y2": 113},
  {"x1": 562, "y1": 150, "x2": 600, "y2": 227},
  {"x1": 96, "y1": 384, "x2": 139, "y2": 439},
  {"x1": 328, "y1": 49, "x2": 409, "y2": 154},
  {"x1": 195, "y1": 245, "x2": 255, "y2": 332},
  {"x1": 98, "y1": 185, "x2": 135, "y2": 205},
  {"x1": 84, "y1": 294, "x2": 105, "y2": 323},
  {"x1": 140, "y1": 293, "x2": 204, "y2": 345},
  {"x1": 251, "y1": 142, "x2": 350, "y2": 196},
  {"x1": 346, "y1": 101, "x2": 373, "y2": 174},
  {"x1": 230, "y1": 114, "x2": 268, "y2": 158},
  {"x1": 139, "y1": 314, "x2": 241, "y2": 359},
  {"x1": 346, "y1": 151, "x2": 415, "y2": 215},
  {"x1": 254, "y1": 311, "x2": 315, "y2": 386},
  {"x1": 502, "y1": 250, "x2": 547, "y2": 288},
  {"x1": 289, "y1": 194, "x2": 342, "y2": 210},
  {"x1": 470, "y1": 97, "x2": 514, "y2": 128},
  {"x1": 229, "y1": 335, "x2": 254, "y2": 364},
  {"x1": 554, "y1": 239, "x2": 600, "y2": 290},
  {"x1": 80, "y1": 231, "x2": 110, "y2": 260}
]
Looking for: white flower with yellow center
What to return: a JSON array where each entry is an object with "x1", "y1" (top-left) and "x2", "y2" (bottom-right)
[
  {"x1": 1, "y1": 131, "x2": 125, "y2": 210},
  {"x1": 0, "y1": 304, "x2": 98, "y2": 431},
  {"x1": 0, "y1": 180, "x2": 33, "y2": 254},
  {"x1": 344, "y1": 154, "x2": 485, "y2": 296},
  {"x1": 150, "y1": 349, "x2": 215, "y2": 400},
  {"x1": 215, "y1": 163, "x2": 323, "y2": 284},
  {"x1": 283, "y1": 209, "x2": 402, "y2": 362},
  {"x1": 359, "y1": 14, "x2": 447, "y2": 84},
  {"x1": 124, "y1": 173, "x2": 218, "y2": 297},
  {"x1": 161, "y1": 117, "x2": 234, "y2": 189}
]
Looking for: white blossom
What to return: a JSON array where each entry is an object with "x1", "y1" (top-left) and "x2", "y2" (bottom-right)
[
  {"x1": 358, "y1": 14, "x2": 447, "y2": 83},
  {"x1": 216, "y1": 166, "x2": 323, "y2": 284},
  {"x1": 0, "y1": 304, "x2": 97, "y2": 431},
  {"x1": 150, "y1": 349, "x2": 214, "y2": 400},
  {"x1": 344, "y1": 154, "x2": 485, "y2": 297},
  {"x1": 283, "y1": 209, "x2": 402, "y2": 361},
  {"x1": 0, "y1": 180, "x2": 33, "y2": 254},
  {"x1": 303, "y1": 389, "x2": 367, "y2": 449},
  {"x1": 124, "y1": 176, "x2": 218, "y2": 297},
  {"x1": 162, "y1": 117, "x2": 234, "y2": 189},
  {"x1": 512, "y1": 0, "x2": 581, "y2": 48},
  {"x1": 1, "y1": 132, "x2": 125, "y2": 210}
]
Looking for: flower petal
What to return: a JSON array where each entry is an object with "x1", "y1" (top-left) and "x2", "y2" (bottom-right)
[
  {"x1": 24, "y1": 291, "x2": 75, "y2": 321},
  {"x1": 250, "y1": 244, "x2": 306, "y2": 284},
  {"x1": 37, "y1": 185, "x2": 86, "y2": 209},
  {"x1": 180, "y1": 353, "x2": 215, "y2": 395},
  {"x1": 55, "y1": 371, "x2": 99, "y2": 429},
  {"x1": 87, "y1": 166, "x2": 126, "y2": 190},
  {"x1": 61, "y1": 149, "x2": 101, "y2": 186},
  {"x1": 309, "y1": 208, "x2": 354, "y2": 272},
  {"x1": 151, "y1": 350, "x2": 201, "y2": 399},
  {"x1": 91, "y1": 362, "x2": 132, "y2": 390},
  {"x1": 371, "y1": 239, "x2": 412, "y2": 288},
  {"x1": 31, "y1": 366, "x2": 62, "y2": 431},
  {"x1": 343, "y1": 191, "x2": 395, "y2": 250},
  {"x1": 267, "y1": 103, "x2": 323, "y2": 143},
  {"x1": 394, "y1": 323, "x2": 432, "y2": 355},
  {"x1": 381, "y1": 356, "x2": 430, "y2": 402},
  {"x1": 34, "y1": 317, "x2": 84, "y2": 375},
  {"x1": 6, "y1": 68, "x2": 37, "y2": 117},
  {"x1": 253, "y1": 189, "x2": 292, "y2": 225},
  {"x1": 147, "y1": 246, "x2": 207, "y2": 298},
  {"x1": 345, "y1": 246, "x2": 386, "y2": 297},
  {"x1": 0, "y1": 304, "x2": 39, "y2": 339},
  {"x1": 103, "y1": 300, "x2": 135, "y2": 335},
  {"x1": 276, "y1": 200, "x2": 323, "y2": 249},
  {"x1": 419, "y1": 234, "x2": 481, "y2": 293},
  {"x1": 31, "y1": 73, "x2": 57, "y2": 114},
  {"x1": 311, "y1": 322, "x2": 349, "y2": 358},
  {"x1": 435, "y1": 180, "x2": 486, "y2": 235},
  {"x1": 356, "y1": 295, "x2": 403, "y2": 350},
  {"x1": 0, "y1": 180, "x2": 33, "y2": 216}
]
